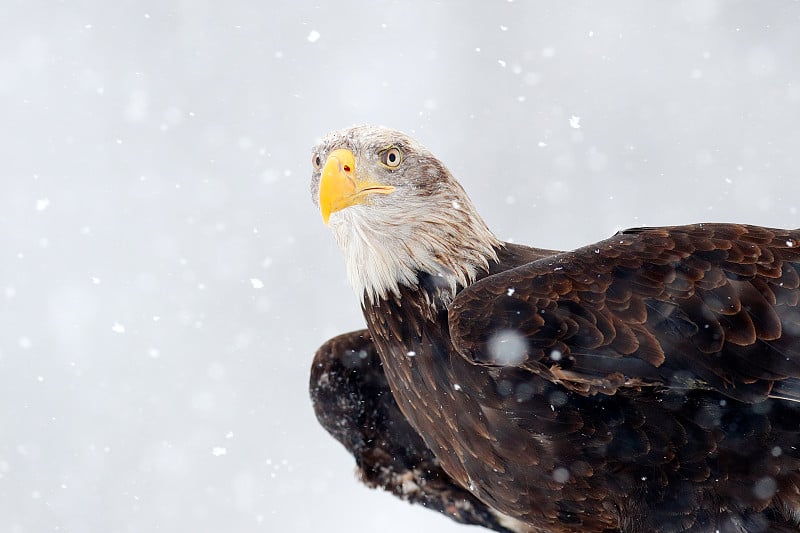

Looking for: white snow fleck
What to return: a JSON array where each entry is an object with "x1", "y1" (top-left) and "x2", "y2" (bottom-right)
[
  {"x1": 152, "y1": 315, "x2": 161, "y2": 322},
  {"x1": 506, "y1": 287, "x2": 515, "y2": 296},
  {"x1": 207, "y1": 362, "x2": 226, "y2": 380},
  {"x1": 451, "y1": 200, "x2": 461, "y2": 209},
  {"x1": 19, "y1": 337, "x2": 32, "y2": 349},
  {"x1": 36, "y1": 376, "x2": 44, "y2": 382},
  {"x1": 500, "y1": 25, "x2": 508, "y2": 31},
  {"x1": 91, "y1": 277, "x2": 100, "y2": 284},
  {"x1": 542, "y1": 46, "x2": 556, "y2": 58},
  {"x1": 498, "y1": 59, "x2": 507, "y2": 68},
  {"x1": 212, "y1": 447, "x2": 227, "y2": 457},
  {"x1": 569, "y1": 115, "x2": 581, "y2": 129},
  {"x1": 225, "y1": 431, "x2": 234, "y2": 439},
  {"x1": 552, "y1": 467, "x2": 569, "y2": 483},
  {"x1": 753, "y1": 476, "x2": 777, "y2": 499},
  {"x1": 524, "y1": 72, "x2": 541, "y2": 86},
  {"x1": 112, "y1": 322, "x2": 126, "y2": 333},
  {"x1": 406, "y1": 350, "x2": 416, "y2": 357},
  {"x1": 36, "y1": 198, "x2": 50, "y2": 211},
  {"x1": 249, "y1": 278, "x2": 264, "y2": 289},
  {"x1": 550, "y1": 349, "x2": 562, "y2": 361},
  {"x1": 538, "y1": 141, "x2": 547, "y2": 147},
  {"x1": 307, "y1": 30, "x2": 320, "y2": 43},
  {"x1": 487, "y1": 330, "x2": 527, "y2": 365},
  {"x1": 148, "y1": 348, "x2": 160, "y2": 359},
  {"x1": 786, "y1": 240, "x2": 795, "y2": 248},
  {"x1": 453, "y1": 383, "x2": 462, "y2": 391},
  {"x1": 238, "y1": 136, "x2": 253, "y2": 150}
]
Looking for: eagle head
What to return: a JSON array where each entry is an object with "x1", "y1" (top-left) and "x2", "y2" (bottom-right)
[{"x1": 310, "y1": 126, "x2": 500, "y2": 304}]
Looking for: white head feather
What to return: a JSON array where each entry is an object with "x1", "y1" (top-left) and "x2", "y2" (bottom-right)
[{"x1": 312, "y1": 126, "x2": 501, "y2": 305}]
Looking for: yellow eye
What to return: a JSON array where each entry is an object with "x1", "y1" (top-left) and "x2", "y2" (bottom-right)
[
  {"x1": 312, "y1": 153, "x2": 322, "y2": 170},
  {"x1": 380, "y1": 147, "x2": 402, "y2": 168}
]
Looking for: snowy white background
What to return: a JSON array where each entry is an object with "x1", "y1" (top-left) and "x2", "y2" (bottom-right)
[{"x1": 2, "y1": 1, "x2": 799, "y2": 532}]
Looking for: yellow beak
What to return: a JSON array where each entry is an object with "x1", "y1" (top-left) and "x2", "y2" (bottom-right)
[{"x1": 318, "y1": 148, "x2": 395, "y2": 224}]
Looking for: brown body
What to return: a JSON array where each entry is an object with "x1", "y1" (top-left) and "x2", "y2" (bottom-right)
[
  {"x1": 316, "y1": 226, "x2": 800, "y2": 532},
  {"x1": 309, "y1": 127, "x2": 800, "y2": 532}
]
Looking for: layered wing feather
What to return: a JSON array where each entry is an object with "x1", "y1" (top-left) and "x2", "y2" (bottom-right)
[
  {"x1": 450, "y1": 224, "x2": 800, "y2": 403},
  {"x1": 309, "y1": 330, "x2": 535, "y2": 532}
]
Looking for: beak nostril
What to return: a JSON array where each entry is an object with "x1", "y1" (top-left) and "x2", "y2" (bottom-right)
[{"x1": 343, "y1": 164, "x2": 351, "y2": 172}]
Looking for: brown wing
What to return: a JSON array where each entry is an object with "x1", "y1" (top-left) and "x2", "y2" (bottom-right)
[
  {"x1": 449, "y1": 223, "x2": 800, "y2": 403},
  {"x1": 310, "y1": 330, "x2": 533, "y2": 532}
]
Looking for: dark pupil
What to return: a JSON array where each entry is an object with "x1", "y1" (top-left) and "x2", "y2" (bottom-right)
[
  {"x1": 315, "y1": 156, "x2": 321, "y2": 166},
  {"x1": 388, "y1": 152, "x2": 396, "y2": 163}
]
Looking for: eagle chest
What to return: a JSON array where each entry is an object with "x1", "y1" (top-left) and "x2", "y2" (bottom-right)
[
  {"x1": 362, "y1": 291, "x2": 559, "y2": 513},
  {"x1": 362, "y1": 294, "x2": 491, "y2": 479}
]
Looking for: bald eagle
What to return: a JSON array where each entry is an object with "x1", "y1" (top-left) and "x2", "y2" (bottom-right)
[{"x1": 309, "y1": 126, "x2": 800, "y2": 532}]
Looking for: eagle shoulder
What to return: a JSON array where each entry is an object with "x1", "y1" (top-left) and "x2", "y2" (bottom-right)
[{"x1": 449, "y1": 223, "x2": 800, "y2": 402}]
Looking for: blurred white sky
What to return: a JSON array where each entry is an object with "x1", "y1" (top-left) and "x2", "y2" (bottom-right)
[{"x1": 1, "y1": 1, "x2": 799, "y2": 532}]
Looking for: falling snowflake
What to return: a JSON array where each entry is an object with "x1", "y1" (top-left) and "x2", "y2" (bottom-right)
[{"x1": 487, "y1": 330, "x2": 527, "y2": 365}]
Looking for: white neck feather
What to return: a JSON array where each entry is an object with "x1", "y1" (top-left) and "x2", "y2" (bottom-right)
[{"x1": 328, "y1": 198, "x2": 501, "y2": 305}]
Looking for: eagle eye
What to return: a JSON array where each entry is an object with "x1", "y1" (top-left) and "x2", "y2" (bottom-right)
[{"x1": 380, "y1": 147, "x2": 402, "y2": 169}]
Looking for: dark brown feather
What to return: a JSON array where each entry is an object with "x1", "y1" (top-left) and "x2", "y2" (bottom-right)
[
  {"x1": 315, "y1": 221, "x2": 800, "y2": 532},
  {"x1": 401, "y1": 224, "x2": 800, "y2": 531},
  {"x1": 309, "y1": 330, "x2": 533, "y2": 532},
  {"x1": 311, "y1": 127, "x2": 800, "y2": 532}
]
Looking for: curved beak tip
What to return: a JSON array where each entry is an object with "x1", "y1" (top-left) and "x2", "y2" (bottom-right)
[{"x1": 318, "y1": 149, "x2": 357, "y2": 225}]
